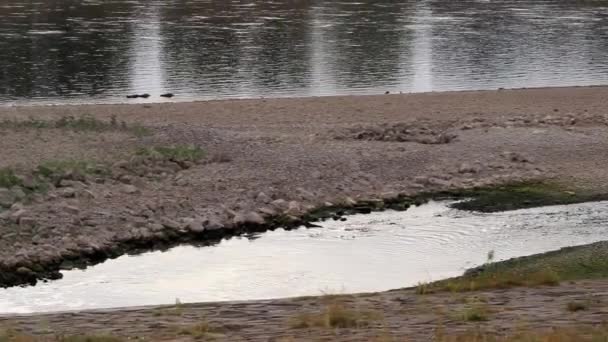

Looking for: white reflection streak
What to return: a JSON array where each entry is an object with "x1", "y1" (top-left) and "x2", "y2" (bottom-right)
[
  {"x1": 129, "y1": 4, "x2": 165, "y2": 97},
  {"x1": 411, "y1": 0, "x2": 433, "y2": 92}
]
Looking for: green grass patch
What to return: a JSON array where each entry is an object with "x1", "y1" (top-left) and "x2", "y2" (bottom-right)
[
  {"x1": 136, "y1": 145, "x2": 205, "y2": 163},
  {"x1": 0, "y1": 168, "x2": 22, "y2": 188},
  {"x1": 35, "y1": 160, "x2": 107, "y2": 184},
  {"x1": 419, "y1": 241, "x2": 608, "y2": 293},
  {"x1": 434, "y1": 181, "x2": 607, "y2": 212},
  {"x1": 0, "y1": 115, "x2": 150, "y2": 137}
]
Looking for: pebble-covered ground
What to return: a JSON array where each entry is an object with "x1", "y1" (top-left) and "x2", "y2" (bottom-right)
[{"x1": 1, "y1": 86, "x2": 608, "y2": 338}]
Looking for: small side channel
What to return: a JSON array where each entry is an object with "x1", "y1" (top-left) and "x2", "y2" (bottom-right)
[{"x1": 2, "y1": 200, "x2": 608, "y2": 314}]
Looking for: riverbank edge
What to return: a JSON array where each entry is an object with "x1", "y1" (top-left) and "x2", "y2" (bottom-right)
[{"x1": 2, "y1": 180, "x2": 605, "y2": 289}]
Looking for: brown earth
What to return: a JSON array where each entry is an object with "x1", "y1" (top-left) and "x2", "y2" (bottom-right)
[
  {"x1": 1, "y1": 86, "x2": 608, "y2": 338},
  {"x1": 1, "y1": 280, "x2": 608, "y2": 341}
]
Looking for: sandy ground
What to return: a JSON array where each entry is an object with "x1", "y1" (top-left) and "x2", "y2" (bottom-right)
[
  {"x1": 2, "y1": 280, "x2": 608, "y2": 341},
  {"x1": 1, "y1": 86, "x2": 608, "y2": 337}
]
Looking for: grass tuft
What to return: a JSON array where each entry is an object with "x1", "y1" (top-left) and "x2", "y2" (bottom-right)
[
  {"x1": 0, "y1": 168, "x2": 22, "y2": 188},
  {"x1": 458, "y1": 303, "x2": 490, "y2": 322},
  {"x1": 0, "y1": 115, "x2": 149, "y2": 137},
  {"x1": 178, "y1": 321, "x2": 224, "y2": 339},
  {"x1": 136, "y1": 145, "x2": 205, "y2": 163},
  {"x1": 290, "y1": 302, "x2": 381, "y2": 329}
]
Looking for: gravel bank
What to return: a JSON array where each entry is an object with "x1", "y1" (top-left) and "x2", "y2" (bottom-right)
[{"x1": 0, "y1": 86, "x2": 607, "y2": 287}]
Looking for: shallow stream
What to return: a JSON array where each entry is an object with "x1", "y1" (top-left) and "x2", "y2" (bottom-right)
[{"x1": 1, "y1": 200, "x2": 608, "y2": 314}]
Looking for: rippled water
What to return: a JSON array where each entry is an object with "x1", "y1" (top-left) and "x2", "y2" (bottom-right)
[
  {"x1": 1, "y1": 0, "x2": 607, "y2": 105},
  {"x1": 1, "y1": 201, "x2": 608, "y2": 314}
]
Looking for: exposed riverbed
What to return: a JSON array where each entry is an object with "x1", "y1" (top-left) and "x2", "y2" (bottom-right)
[{"x1": 2, "y1": 200, "x2": 607, "y2": 314}]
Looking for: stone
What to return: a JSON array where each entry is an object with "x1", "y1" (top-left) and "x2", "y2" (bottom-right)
[
  {"x1": 343, "y1": 197, "x2": 357, "y2": 206},
  {"x1": 148, "y1": 223, "x2": 164, "y2": 232},
  {"x1": 0, "y1": 189, "x2": 15, "y2": 207},
  {"x1": 458, "y1": 163, "x2": 480, "y2": 174},
  {"x1": 12, "y1": 187, "x2": 26, "y2": 200},
  {"x1": 256, "y1": 192, "x2": 271, "y2": 204},
  {"x1": 60, "y1": 187, "x2": 76, "y2": 198},
  {"x1": 413, "y1": 176, "x2": 428, "y2": 184},
  {"x1": 9, "y1": 209, "x2": 27, "y2": 223},
  {"x1": 79, "y1": 189, "x2": 96, "y2": 199},
  {"x1": 270, "y1": 199, "x2": 289, "y2": 211},
  {"x1": 233, "y1": 211, "x2": 265, "y2": 225},
  {"x1": 63, "y1": 205, "x2": 80, "y2": 215},
  {"x1": 10, "y1": 202, "x2": 23, "y2": 211},
  {"x1": 258, "y1": 207, "x2": 277, "y2": 217},
  {"x1": 204, "y1": 217, "x2": 224, "y2": 231},
  {"x1": 19, "y1": 217, "x2": 36, "y2": 227},
  {"x1": 185, "y1": 217, "x2": 205, "y2": 233},
  {"x1": 296, "y1": 188, "x2": 315, "y2": 201},
  {"x1": 286, "y1": 201, "x2": 302, "y2": 216},
  {"x1": 122, "y1": 184, "x2": 140, "y2": 195},
  {"x1": 160, "y1": 218, "x2": 181, "y2": 230},
  {"x1": 311, "y1": 171, "x2": 323, "y2": 179},
  {"x1": 16, "y1": 266, "x2": 33, "y2": 275}
]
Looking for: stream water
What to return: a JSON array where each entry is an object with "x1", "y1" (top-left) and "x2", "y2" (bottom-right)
[
  {"x1": 1, "y1": 200, "x2": 607, "y2": 314},
  {"x1": 1, "y1": 0, "x2": 608, "y2": 105}
]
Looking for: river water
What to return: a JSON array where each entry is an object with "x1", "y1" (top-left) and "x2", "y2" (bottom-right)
[
  {"x1": 1, "y1": 200, "x2": 608, "y2": 314},
  {"x1": 1, "y1": 0, "x2": 608, "y2": 105}
]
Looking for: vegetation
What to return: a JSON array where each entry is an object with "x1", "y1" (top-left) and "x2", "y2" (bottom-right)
[
  {"x1": 290, "y1": 302, "x2": 381, "y2": 329},
  {"x1": 178, "y1": 321, "x2": 225, "y2": 339},
  {"x1": 433, "y1": 181, "x2": 607, "y2": 212},
  {"x1": 418, "y1": 241, "x2": 608, "y2": 293},
  {"x1": 0, "y1": 115, "x2": 149, "y2": 137},
  {"x1": 436, "y1": 325, "x2": 608, "y2": 342},
  {"x1": 456, "y1": 303, "x2": 490, "y2": 322},
  {"x1": 136, "y1": 145, "x2": 205, "y2": 163},
  {"x1": 0, "y1": 168, "x2": 22, "y2": 188}
]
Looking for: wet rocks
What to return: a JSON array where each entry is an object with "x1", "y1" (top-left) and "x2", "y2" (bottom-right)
[{"x1": 233, "y1": 211, "x2": 265, "y2": 226}]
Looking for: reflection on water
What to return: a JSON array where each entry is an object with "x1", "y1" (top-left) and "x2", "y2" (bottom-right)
[
  {"x1": 1, "y1": 0, "x2": 607, "y2": 105},
  {"x1": 2, "y1": 201, "x2": 608, "y2": 314}
]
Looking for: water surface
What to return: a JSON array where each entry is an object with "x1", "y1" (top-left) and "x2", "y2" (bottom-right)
[
  {"x1": 1, "y1": 200, "x2": 607, "y2": 314},
  {"x1": 1, "y1": 0, "x2": 608, "y2": 105}
]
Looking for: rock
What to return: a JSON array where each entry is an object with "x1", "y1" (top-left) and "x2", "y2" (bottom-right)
[
  {"x1": 148, "y1": 223, "x2": 164, "y2": 232},
  {"x1": 343, "y1": 197, "x2": 357, "y2": 206},
  {"x1": 12, "y1": 187, "x2": 26, "y2": 200},
  {"x1": 458, "y1": 163, "x2": 480, "y2": 174},
  {"x1": 413, "y1": 176, "x2": 428, "y2": 184},
  {"x1": 16, "y1": 266, "x2": 33, "y2": 275},
  {"x1": 271, "y1": 199, "x2": 289, "y2": 211},
  {"x1": 296, "y1": 188, "x2": 315, "y2": 201},
  {"x1": 19, "y1": 217, "x2": 36, "y2": 227},
  {"x1": 63, "y1": 205, "x2": 80, "y2": 215},
  {"x1": 286, "y1": 201, "x2": 302, "y2": 216},
  {"x1": 10, "y1": 202, "x2": 23, "y2": 211},
  {"x1": 79, "y1": 189, "x2": 96, "y2": 199},
  {"x1": 9, "y1": 209, "x2": 27, "y2": 223},
  {"x1": 234, "y1": 211, "x2": 265, "y2": 225},
  {"x1": 204, "y1": 217, "x2": 224, "y2": 231},
  {"x1": 258, "y1": 207, "x2": 277, "y2": 217},
  {"x1": 256, "y1": 192, "x2": 271, "y2": 204},
  {"x1": 59, "y1": 187, "x2": 76, "y2": 198},
  {"x1": 0, "y1": 189, "x2": 15, "y2": 207},
  {"x1": 185, "y1": 217, "x2": 205, "y2": 233},
  {"x1": 380, "y1": 192, "x2": 398, "y2": 200},
  {"x1": 311, "y1": 171, "x2": 323, "y2": 179},
  {"x1": 122, "y1": 184, "x2": 140, "y2": 195},
  {"x1": 160, "y1": 218, "x2": 181, "y2": 230}
]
